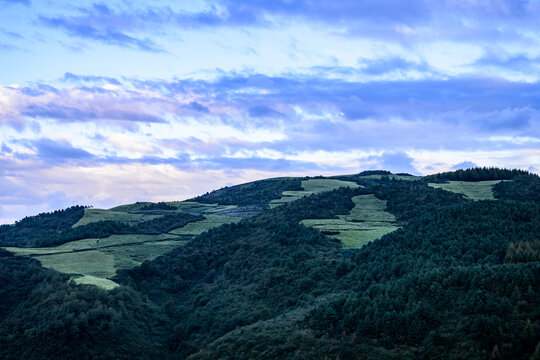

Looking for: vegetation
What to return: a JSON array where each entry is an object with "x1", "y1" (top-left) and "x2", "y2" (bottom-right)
[
  {"x1": 192, "y1": 177, "x2": 303, "y2": 206},
  {"x1": 493, "y1": 174, "x2": 540, "y2": 203},
  {"x1": 1, "y1": 211, "x2": 203, "y2": 248},
  {"x1": 423, "y1": 167, "x2": 530, "y2": 182},
  {"x1": 427, "y1": 180, "x2": 501, "y2": 200},
  {"x1": 269, "y1": 178, "x2": 360, "y2": 208},
  {"x1": 301, "y1": 194, "x2": 398, "y2": 248},
  {"x1": 1, "y1": 168, "x2": 539, "y2": 359},
  {"x1": 0, "y1": 206, "x2": 87, "y2": 247},
  {"x1": 140, "y1": 202, "x2": 178, "y2": 211}
]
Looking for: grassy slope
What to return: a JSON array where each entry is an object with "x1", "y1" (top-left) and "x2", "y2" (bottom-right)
[
  {"x1": 270, "y1": 178, "x2": 360, "y2": 208},
  {"x1": 428, "y1": 180, "x2": 502, "y2": 200},
  {"x1": 301, "y1": 194, "x2": 398, "y2": 248}
]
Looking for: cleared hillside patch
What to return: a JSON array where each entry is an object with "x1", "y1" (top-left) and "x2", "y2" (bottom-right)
[
  {"x1": 73, "y1": 208, "x2": 161, "y2": 227},
  {"x1": 169, "y1": 214, "x2": 242, "y2": 236},
  {"x1": 72, "y1": 275, "x2": 120, "y2": 290},
  {"x1": 270, "y1": 179, "x2": 360, "y2": 208},
  {"x1": 37, "y1": 250, "x2": 116, "y2": 278},
  {"x1": 427, "y1": 180, "x2": 502, "y2": 200},
  {"x1": 301, "y1": 194, "x2": 398, "y2": 248}
]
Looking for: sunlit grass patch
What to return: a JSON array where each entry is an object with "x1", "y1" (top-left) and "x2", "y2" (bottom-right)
[
  {"x1": 341, "y1": 195, "x2": 396, "y2": 223},
  {"x1": 301, "y1": 194, "x2": 398, "y2": 248},
  {"x1": 270, "y1": 179, "x2": 360, "y2": 208},
  {"x1": 72, "y1": 275, "x2": 120, "y2": 290},
  {"x1": 338, "y1": 228, "x2": 398, "y2": 248},
  {"x1": 428, "y1": 180, "x2": 502, "y2": 201},
  {"x1": 37, "y1": 250, "x2": 116, "y2": 278},
  {"x1": 73, "y1": 208, "x2": 161, "y2": 227},
  {"x1": 100, "y1": 241, "x2": 187, "y2": 270},
  {"x1": 169, "y1": 214, "x2": 242, "y2": 236}
]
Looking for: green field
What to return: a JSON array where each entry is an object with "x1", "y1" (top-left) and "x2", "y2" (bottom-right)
[
  {"x1": 301, "y1": 194, "x2": 398, "y2": 248},
  {"x1": 427, "y1": 180, "x2": 502, "y2": 200},
  {"x1": 72, "y1": 276, "x2": 120, "y2": 290},
  {"x1": 73, "y1": 208, "x2": 161, "y2": 227},
  {"x1": 270, "y1": 179, "x2": 361, "y2": 208},
  {"x1": 4, "y1": 212, "x2": 240, "y2": 290},
  {"x1": 37, "y1": 250, "x2": 116, "y2": 278},
  {"x1": 169, "y1": 214, "x2": 242, "y2": 235}
]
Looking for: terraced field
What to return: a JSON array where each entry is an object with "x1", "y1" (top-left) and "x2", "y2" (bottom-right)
[
  {"x1": 269, "y1": 179, "x2": 361, "y2": 208},
  {"x1": 427, "y1": 180, "x2": 502, "y2": 200},
  {"x1": 301, "y1": 194, "x2": 398, "y2": 248}
]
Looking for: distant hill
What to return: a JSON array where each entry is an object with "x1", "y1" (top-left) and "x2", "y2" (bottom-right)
[{"x1": 0, "y1": 168, "x2": 539, "y2": 359}]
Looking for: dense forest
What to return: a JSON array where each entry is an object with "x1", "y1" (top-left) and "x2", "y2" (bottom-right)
[
  {"x1": 423, "y1": 167, "x2": 530, "y2": 182},
  {"x1": 192, "y1": 177, "x2": 303, "y2": 206},
  {"x1": 0, "y1": 168, "x2": 538, "y2": 359}
]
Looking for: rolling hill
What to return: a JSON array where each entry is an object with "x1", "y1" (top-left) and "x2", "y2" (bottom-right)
[{"x1": 0, "y1": 167, "x2": 539, "y2": 360}]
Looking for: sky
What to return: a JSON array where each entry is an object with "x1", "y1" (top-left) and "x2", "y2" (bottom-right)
[{"x1": 1, "y1": 0, "x2": 540, "y2": 224}]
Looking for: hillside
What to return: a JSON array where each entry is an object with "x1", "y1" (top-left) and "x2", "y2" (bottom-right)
[{"x1": 0, "y1": 168, "x2": 539, "y2": 359}]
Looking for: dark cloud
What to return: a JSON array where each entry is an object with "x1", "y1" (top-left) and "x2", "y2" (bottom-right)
[
  {"x1": 28, "y1": 138, "x2": 94, "y2": 163},
  {"x1": 62, "y1": 72, "x2": 122, "y2": 85},
  {"x1": 1, "y1": 143, "x2": 13, "y2": 153},
  {"x1": 22, "y1": 104, "x2": 165, "y2": 123},
  {"x1": 36, "y1": 0, "x2": 540, "y2": 51},
  {"x1": 360, "y1": 57, "x2": 432, "y2": 75},
  {"x1": 196, "y1": 156, "x2": 323, "y2": 172},
  {"x1": 186, "y1": 101, "x2": 210, "y2": 113},
  {"x1": 39, "y1": 13, "x2": 163, "y2": 52},
  {"x1": 248, "y1": 105, "x2": 283, "y2": 118}
]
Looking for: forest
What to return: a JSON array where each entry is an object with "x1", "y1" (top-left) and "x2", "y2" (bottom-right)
[{"x1": 0, "y1": 168, "x2": 538, "y2": 359}]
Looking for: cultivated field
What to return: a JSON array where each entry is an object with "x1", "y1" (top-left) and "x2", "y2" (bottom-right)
[
  {"x1": 301, "y1": 194, "x2": 398, "y2": 248},
  {"x1": 270, "y1": 179, "x2": 360, "y2": 208},
  {"x1": 427, "y1": 180, "x2": 502, "y2": 200}
]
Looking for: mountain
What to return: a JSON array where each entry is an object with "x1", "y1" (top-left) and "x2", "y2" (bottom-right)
[{"x1": 0, "y1": 167, "x2": 539, "y2": 359}]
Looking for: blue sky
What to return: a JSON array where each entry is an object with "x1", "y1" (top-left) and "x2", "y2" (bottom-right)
[{"x1": 1, "y1": 0, "x2": 540, "y2": 223}]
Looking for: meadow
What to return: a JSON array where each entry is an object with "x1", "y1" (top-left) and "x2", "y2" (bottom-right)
[
  {"x1": 427, "y1": 180, "x2": 502, "y2": 200},
  {"x1": 301, "y1": 194, "x2": 398, "y2": 248},
  {"x1": 4, "y1": 203, "x2": 243, "y2": 290},
  {"x1": 269, "y1": 178, "x2": 360, "y2": 208}
]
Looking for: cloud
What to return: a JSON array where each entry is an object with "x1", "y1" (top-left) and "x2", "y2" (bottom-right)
[
  {"x1": 368, "y1": 152, "x2": 419, "y2": 175},
  {"x1": 62, "y1": 72, "x2": 121, "y2": 85},
  {"x1": 39, "y1": 8, "x2": 164, "y2": 52},
  {"x1": 359, "y1": 57, "x2": 432, "y2": 75},
  {"x1": 186, "y1": 101, "x2": 210, "y2": 113},
  {"x1": 28, "y1": 138, "x2": 94, "y2": 163},
  {"x1": 248, "y1": 105, "x2": 283, "y2": 118},
  {"x1": 451, "y1": 161, "x2": 477, "y2": 170}
]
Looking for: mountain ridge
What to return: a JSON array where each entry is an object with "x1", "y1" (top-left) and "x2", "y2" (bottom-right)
[{"x1": 0, "y1": 167, "x2": 539, "y2": 359}]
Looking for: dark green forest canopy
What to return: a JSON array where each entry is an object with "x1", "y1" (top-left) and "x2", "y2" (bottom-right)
[
  {"x1": 0, "y1": 168, "x2": 539, "y2": 360},
  {"x1": 423, "y1": 167, "x2": 531, "y2": 182},
  {"x1": 0, "y1": 210, "x2": 203, "y2": 248},
  {"x1": 191, "y1": 177, "x2": 303, "y2": 206}
]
